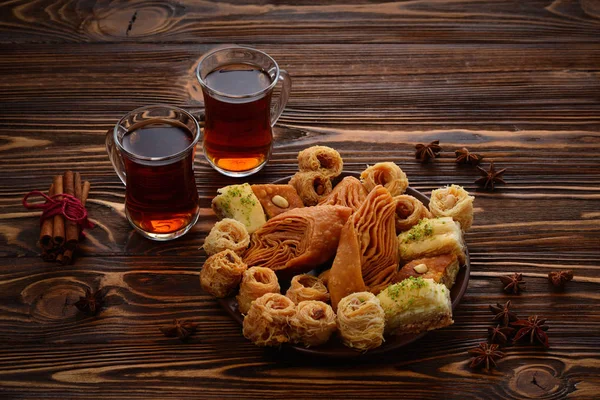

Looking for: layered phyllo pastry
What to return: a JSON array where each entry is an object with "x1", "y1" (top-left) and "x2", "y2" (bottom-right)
[
  {"x1": 377, "y1": 277, "x2": 453, "y2": 335},
  {"x1": 251, "y1": 184, "x2": 304, "y2": 219},
  {"x1": 397, "y1": 217, "x2": 465, "y2": 264},
  {"x1": 394, "y1": 254, "x2": 460, "y2": 289}
]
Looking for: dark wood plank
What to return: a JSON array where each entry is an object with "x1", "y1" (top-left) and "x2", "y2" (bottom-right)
[
  {"x1": 0, "y1": 340, "x2": 598, "y2": 399},
  {"x1": 0, "y1": 256, "x2": 598, "y2": 398},
  {"x1": 0, "y1": 43, "x2": 599, "y2": 130},
  {"x1": 0, "y1": 0, "x2": 599, "y2": 44}
]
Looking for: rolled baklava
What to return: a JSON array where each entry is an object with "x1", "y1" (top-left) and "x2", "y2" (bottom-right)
[
  {"x1": 203, "y1": 218, "x2": 250, "y2": 257},
  {"x1": 360, "y1": 162, "x2": 408, "y2": 196},
  {"x1": 242, "y1": 293, "x2": 296, "y2": 347},
  {"x1": 286, "y1": 274, "x2": 330, "y2": 304},
  {"x1": 289, "y1": 300, "x2": 337, "y2": 347},
  {"x1": 236, "y1": 267, "x2": 280, "y2": 315},
  {"x1": 289, "y1": 171, "x2": 333, "y2": 206},
  {"x1": 429, "y1": 185, "x2": 474, "y2": 231},
  {"x1": 297, "y1": 145, "x2": 343, "y2": 178},
  {"x1": 200, "y1": 250, "x2": 247, "y2": 298},
  {"x1": 393, "y1": 195, "x2": 432, "y2": 233},
  {"x1": 336, "y1": 292, "x2": 385, "y2": 352}
]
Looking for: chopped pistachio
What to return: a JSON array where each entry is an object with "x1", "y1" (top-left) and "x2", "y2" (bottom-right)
[{"x1": 403, "y1": 219, "x2": 434, "y2": 243}]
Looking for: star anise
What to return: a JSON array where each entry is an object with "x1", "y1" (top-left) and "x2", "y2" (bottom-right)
[
  {"x1": 489, "y1": 300, "x2": 518, "y2": 327},
  {"x1": 499, "y1": 273, "x2": 526, "y2": 294},
  {"x1": 468, "y1": 342, "x2": 504, "y2": 371},
  {"x1": 512, "y1": 316, "x2": 549, "y2": 347},
  {"x1": 488, "y1": 325, "x2": 515, "y2": 345},
  {"x1": 455, "y1": 147, "x2": 482, "y2": 165},
  {"x1": 475, "y1": 161, "x2": 506, "y2": 190},
  {"x1": 548, "y1": 270, "x2": 573, "y2": 289},
  {"x1": 415, "y1": 140, "x2": 442, "y2": 162},
  {"x1": 160, "y1": 319, "x2": 198, "y2": 340},
  {"x1": 74, "y1": 288, "x2": 105, "y2": 316}
]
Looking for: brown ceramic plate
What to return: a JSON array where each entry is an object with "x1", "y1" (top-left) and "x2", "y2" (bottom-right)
[{"x1": 218, "y1": 171, "x2": 470, "y2": 358}]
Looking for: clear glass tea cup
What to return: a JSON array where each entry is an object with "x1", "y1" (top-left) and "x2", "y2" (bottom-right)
[
  {"x1": 106, "y1": 105, "x2": 201, "y2": 241},
  {"x1": 196, "y1": 46, "x2": 291, "y2": 177}
]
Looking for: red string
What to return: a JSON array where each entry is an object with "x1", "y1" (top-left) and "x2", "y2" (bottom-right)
[{"x1": 22, "y1": 191, "x2": 94, "y2": 231}]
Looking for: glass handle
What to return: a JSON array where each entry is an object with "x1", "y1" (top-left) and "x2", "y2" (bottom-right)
[
  {"x1": 105, "y1": 128, "x2": 127, "y2": 185},
  {"x1": 271, "y1": 69, "x2": 291, "y2": 127}
]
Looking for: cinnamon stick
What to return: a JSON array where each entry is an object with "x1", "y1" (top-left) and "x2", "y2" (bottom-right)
[
  {"x1": 82, "y1": 181, "x2": 90, "y2": 205},
  {"x1": 41, "y1": 249, "x2": 57, "y2": 262},
  {"x1": 64, "y1": 171, "x2": 78, "y2": 250},
  {"x1": 60, "y1": 249, "x2": 73, "y2": 265},
  {"x1": 56, "y1": 252, "x2": 64, "y2": 264},
  {"x1": 74, "y1": 172, "x2": 82, "y2": 200},
  {"x1": 52, "y1": 175, "x2": 65, "y2": 246},
  {"x1": 65, "y1": 176, "x2": 90, "y2": 264},
  {"x1": 40, "y1": 183, "x2": 55, "y2": 249}
]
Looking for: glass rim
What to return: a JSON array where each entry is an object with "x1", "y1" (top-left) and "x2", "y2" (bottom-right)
[
  {"x1": 113, "y1": 104, "x2": 201, "y2": 163},
  {"x1": 195, "y1": 45, "x2": 280, "y2": 100}
]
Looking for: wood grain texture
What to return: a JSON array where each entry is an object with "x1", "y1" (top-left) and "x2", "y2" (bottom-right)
[
  {"x1": 0, "y1": 0, "x2": 600, "y2": 44},
  {"x1": 1, "y1": 43, "x2": 599, "y2": 131},
  {"x1": 0, "y1": 0, "x2": 599, "y2": 398},
  {"x1": 0, "y1": 256, "x2": 599, "y2": 399}
]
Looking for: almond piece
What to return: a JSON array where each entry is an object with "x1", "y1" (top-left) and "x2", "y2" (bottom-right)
[
  {"x1": 272, "y1": 195, "x2": 289, "y2": 209},
  {"x1": 413, "y1": 263, "x2": 428, "y2": 274}
]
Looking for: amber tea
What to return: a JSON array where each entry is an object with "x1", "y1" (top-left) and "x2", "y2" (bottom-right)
[
  {"x1": 203, "y1": 65, "x2": 273, "y2": 173},
  {"x1": 122, "y1": 121, "x2": 199, "y2": 236},
  {"x1": 196, "y1": 47, "x2": 291, "y2": 177},
  {"x1": 106, "y1": 105, "x2": 201, "y2": 240}
]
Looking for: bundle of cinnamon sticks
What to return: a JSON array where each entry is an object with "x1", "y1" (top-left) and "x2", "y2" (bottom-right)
[{"x1": 41, "y1": 171, "x2": 91, "y2": 265}]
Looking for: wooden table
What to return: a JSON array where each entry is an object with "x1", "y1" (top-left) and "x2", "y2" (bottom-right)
[{"x1": 1, "y1": 1, "x2": 599, "y2": 399}]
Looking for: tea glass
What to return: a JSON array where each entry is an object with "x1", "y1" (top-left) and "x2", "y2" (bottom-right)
[
  {"x1": 196, "y1": 46, "x2": 291, "y2": 177},
  {"x1": 106, "y1": 105, "x2": 201, "y2": 241}
]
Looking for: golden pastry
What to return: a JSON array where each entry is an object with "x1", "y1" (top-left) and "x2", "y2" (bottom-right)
[
  {"x1": 251, "y1": 184, "x2": 304, "y2": 219},
  {"x1": 394, "y1": 254, "x2": 460, "y2": 289},
  {"x1": 393, "y1": 195, "x2": 432, "y2": 233},
  {"x1": 212, "y1": 183, "x2": 266, "y2": 233},
  {"x1": 285, "y1": 274, "x2": 330, "y2": 304},
  {"x1": 327, "y1": 220, "x2": 367, "y2": 311},
  {"x1": 200, "y1": 250, "x2": 247, "y2": 298},
  {"x1": 360, "y1": 162, "x2": 408, "y2": 196},
  {"x1": 289, "y1": 171, "x2": 333, "y2": 206},
  {"x1": 236, "y1": 267, "x2": 280, "y2": 315},
  {"x1": 297, "y1": 145, "x2": 343, "y2": 178},
  {"x1": 328, "y1": 185, "x2": 398, "y2": 309},
  {"x1": 243, "y1": 205, "x2": 352, "y2": 277},
  {"x1": 203, "y1": 218, "x2": 250, "y2": 257},
  {"x1": 429, "y1": 185, "x2": 474, "y2": 231},
  {"x1": 317, "y1": 269, "x2": 331, "y2": 287},
  {"x1": 336, "y1": 292, "x2": 385, "y2": 352},
  {"x1": 377, "y1": 277, "x2": 453, "y2": 335},
  {"x1": 289, "y1": 300, "x2": 337, "y2": 347},
  {"x1": 242, "y1": 293, "x2": 296, "y2": 347},
  {"x1": 397, "y1": 217, "x2": 466, "y2": 264},
  {"x1": 318, "y1": 176, "x2": 367, "y2": 211}
]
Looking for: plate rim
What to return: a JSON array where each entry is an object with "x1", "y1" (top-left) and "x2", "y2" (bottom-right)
[{"x1": 216, "y1": 170, "x2": 470, "y2": 358}]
